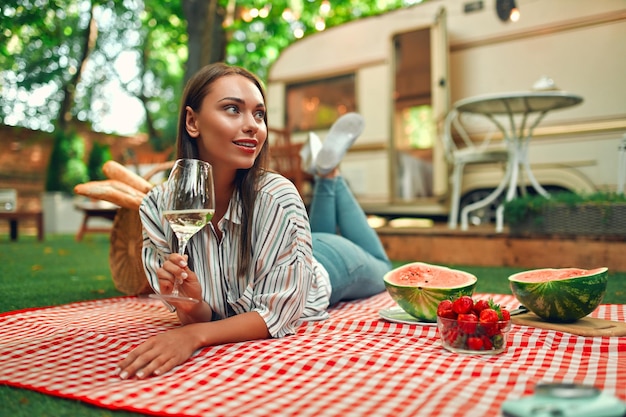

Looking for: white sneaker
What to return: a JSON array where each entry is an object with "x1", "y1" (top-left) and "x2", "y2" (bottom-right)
[
  {"x1": 300, "y1": 131, "x2": 323, "y2": 175},
  {"x1": 315, "y1": 113, "x2": 365, "y2": 175}
]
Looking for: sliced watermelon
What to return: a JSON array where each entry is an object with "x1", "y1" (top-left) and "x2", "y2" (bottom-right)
[
  {"x1": 508, "y1": 267, "x2": 608, "y2": 323},
  {"x1": 383, "y1": 262, "x2": 477, "y2": 322}
]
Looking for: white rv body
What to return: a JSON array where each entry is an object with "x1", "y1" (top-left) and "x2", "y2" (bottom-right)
[{"x1": 267, "y1": 0, "x2": 626, "y2": 219}]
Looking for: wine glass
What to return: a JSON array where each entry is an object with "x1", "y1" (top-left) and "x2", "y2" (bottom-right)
[{"x1": 151, "y1": 158, "x2": 215, "y2": 304}]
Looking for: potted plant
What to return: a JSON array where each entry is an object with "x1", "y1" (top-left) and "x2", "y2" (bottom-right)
[
  {"x1": 504, "y1": 191, "x2": 626, "y2": 237},
  {"x1": 42, "y1": 130, "x2": 89, "y2": 234},
  {"x1": 87, "y1": 141, "x2": 113, "y2": 181}
]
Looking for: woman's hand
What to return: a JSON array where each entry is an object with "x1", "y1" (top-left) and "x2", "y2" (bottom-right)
[
  {"x1": 158, "y1": 253, "x2": 203, "y2": 303},
  {"x1": 115, "y1": 312, "x2": 271, "y2": 379},
  {"x1": 115, "y1": 325, "x2": 202, "y2": 379}
]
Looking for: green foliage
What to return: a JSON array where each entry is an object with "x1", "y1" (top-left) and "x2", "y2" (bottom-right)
[
  {"x1": 45, "y1": 130, "x2": 89, "y2": 193},
  {"x1": 87, "y1": 142, "x2": 113, "y2": 181},
  {"x1": 225, "y1": 0, "x2": 409, "y2": 80},
  {"x1": 503, "y1": 191, "x2": 626, "y2": 225},
  {"x1": 2, "y1": 0, "x2": 415, "y2": 152},
  {"x1": 0, "y1": 0, "x2": 137, "y2": 132}
]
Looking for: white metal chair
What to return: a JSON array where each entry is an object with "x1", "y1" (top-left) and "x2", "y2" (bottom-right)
[{"x1": 443, "y1": 109, "x2": 510, "y2": 229}]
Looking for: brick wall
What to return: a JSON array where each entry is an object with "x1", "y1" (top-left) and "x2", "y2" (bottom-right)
[{"x1": 0, "y1": 124, "x2": 172, "y2": 211}]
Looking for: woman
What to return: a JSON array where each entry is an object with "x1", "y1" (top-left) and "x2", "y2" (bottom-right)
[{"x1": 116, "y1": 63, "x2": 390, "y2": 380}]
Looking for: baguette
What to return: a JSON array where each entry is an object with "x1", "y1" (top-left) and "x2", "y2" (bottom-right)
[
  {"x1": 102, "y1": 161, "x2": 154, "y2": 193},
  {"x1": 99, "y1": 179, "x2": 147, "y2": 199},
  {"x1": 74, "y1": 182, "x2": 144, "y2": 210}
]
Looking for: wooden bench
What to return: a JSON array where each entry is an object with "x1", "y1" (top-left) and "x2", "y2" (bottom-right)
[
  {"x1": 75, "y1": 201, "x2": 119, "y2": 241},
  {"x1": 0, "y1": 211, "x2": 44, "y2": 241}
]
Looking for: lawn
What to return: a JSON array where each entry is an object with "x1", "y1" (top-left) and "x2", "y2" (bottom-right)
[{"x1": 1, "y1": 233, "x2": 625, "y2": 416}]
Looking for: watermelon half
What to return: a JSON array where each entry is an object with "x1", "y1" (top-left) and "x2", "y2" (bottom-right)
[
  {"x1": 383, "y1": 262, "x2": 477, "y2": 322},
  {"x1": 508, "y1": 267, "x2": 608, "y2": 323}
]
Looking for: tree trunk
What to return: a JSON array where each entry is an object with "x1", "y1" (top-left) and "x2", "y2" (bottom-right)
[
  {"x1": 57, "y1": 2, "x2": 98, "y2": 131},
  {"x1": 183, "y1": 0, "x2": 226, "y2": 84}
]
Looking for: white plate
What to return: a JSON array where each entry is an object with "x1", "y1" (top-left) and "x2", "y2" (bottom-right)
[{"x1": 378, "y1": 306, "x2": 437, "y2": 326}]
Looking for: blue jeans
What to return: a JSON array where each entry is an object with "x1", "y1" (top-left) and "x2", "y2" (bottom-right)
[{"x1": 309, "y1": 176, "x2": 391, "y2": 306}]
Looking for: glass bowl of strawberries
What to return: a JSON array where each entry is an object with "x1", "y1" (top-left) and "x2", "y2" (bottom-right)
[{"x1": 436, "y1": 295, "x2": 511, "y2": 355}]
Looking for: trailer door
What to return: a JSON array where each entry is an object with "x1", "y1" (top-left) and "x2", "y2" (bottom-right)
[
  {"x1": 431, "y1": 7, "x2": 450, "y2": 198},
  {"x1": 390, "y1": 7, "x2": 450, "y2": 205}
]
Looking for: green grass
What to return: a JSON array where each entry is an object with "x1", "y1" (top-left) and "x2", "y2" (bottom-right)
[
  {"x1": 0, "y1": 234, "x2": 123, "y2": 313},
  {"x1": 1, "y1": 234, "x2": 625, "y2": 417},
  {"x1": 0, "y1": 234, "x2": 141, "y2": 417}
]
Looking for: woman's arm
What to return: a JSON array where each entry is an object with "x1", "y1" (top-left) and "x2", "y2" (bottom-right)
[{"x1": 116, "y1": 310, "x2": 270, "y2": 379}]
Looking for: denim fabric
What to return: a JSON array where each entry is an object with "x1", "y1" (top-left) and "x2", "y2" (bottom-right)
[{"x1": 309, "y1": 176, "x2": 391, "y2": 305}]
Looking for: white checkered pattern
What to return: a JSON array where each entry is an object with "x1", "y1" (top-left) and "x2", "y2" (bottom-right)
[{"x1": 1, "y1": 293, "x2": 624, "y2": 416}]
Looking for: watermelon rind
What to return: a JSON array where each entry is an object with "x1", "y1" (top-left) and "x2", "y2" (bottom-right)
[
  {"x1": 508, "y1": 267, "x2": 608, "y2": 323},
  {"x1": 383, "y1": 262, "x2": 477, "y2": 322}
]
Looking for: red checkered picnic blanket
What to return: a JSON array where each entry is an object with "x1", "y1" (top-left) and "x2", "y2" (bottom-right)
[{"x1": 1, "y1": 293, "x2": 625, "y2": 416}]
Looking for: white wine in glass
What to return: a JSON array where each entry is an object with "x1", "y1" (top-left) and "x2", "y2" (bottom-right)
[{"x1": 150, "y1": 158, "x2": 215, "y2": 304}]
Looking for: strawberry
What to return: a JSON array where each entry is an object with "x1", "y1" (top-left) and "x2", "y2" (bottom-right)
[
  {"x1": 441, "y1": 325, "x2": 460, "y2": 345},
  {"x1": 450, "y1": 329, "x2": 466, "y2": 349},
  {"x1": 481, "y1": 335, "x2": 493, "y2": 350},
  {"x1": 479, "y1": 308, "x2": 500, "y2": 336},
  {"x1": 499, "y1": 308, "x2": 511, "y2": 329},
  {"x1": 437, "y1": 299, "x2": 454, "y2": 316},
  {"x1": 457, "y1": 313, "x2": 478, "y2": 334},
  {"x1": 452, "y1": 295, "x2": 474, "y2": 315},
  {"x1": 467, "y1": 336, "x2": 484, "y2": 351},
  {"x1": 473, "y1": 299, "x2": 490, "y2": 315},
  {"x1": 479, "y1": 308, "x2": 499, "y2": 323},
  {"x1": 439, "y1": 309, "x2": 457, "y2": 320}
]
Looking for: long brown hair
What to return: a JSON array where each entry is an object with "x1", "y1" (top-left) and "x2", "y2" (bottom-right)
[{"x1": 176, "y1": 62, "x2": 270, "y2": 278}]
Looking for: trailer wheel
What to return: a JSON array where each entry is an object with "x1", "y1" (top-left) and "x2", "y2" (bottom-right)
[{"x1": 458, "y1": 189, "x2": 502, "y2": 226}]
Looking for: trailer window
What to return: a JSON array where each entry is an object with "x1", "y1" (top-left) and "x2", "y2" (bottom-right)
[{"x1": 285, "y1": 74, "x2": 356, "y2": 132}]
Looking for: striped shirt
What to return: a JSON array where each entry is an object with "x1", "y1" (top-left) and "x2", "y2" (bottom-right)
[{"x1": 139, "y1": 172, "x2": 331, "y2": 338}]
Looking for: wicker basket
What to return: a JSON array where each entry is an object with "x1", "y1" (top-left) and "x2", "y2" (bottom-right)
[
  {"x1": 510, "y1": 203, "x2": 626, "y2": 237},
  {"x1": 107, "y1": 161, "x2": 174, "y2": 295},
  {"x1": 109, "y1": 207, "x2": 152, "y2": 295}
]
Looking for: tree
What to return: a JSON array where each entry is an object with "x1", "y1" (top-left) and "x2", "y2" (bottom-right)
[
  {"x1": 1, "y1": 0, "x2": 191, "y2": 153},
  {"x1": 0, "y1": 1, "x2": 152, "y2": 190},
  {"x1": 0, "y1": 1, "x2": 142, "y2": 132},
  {"x1": 222, "y1": 0, "x2": 408, "y2": 80},
  {"x1": 124, "y1": 0, "x2": 187, "y2": 151},
  {"x1": 1, "y1": 0, "x2": 411, "y2": 142},
  {"x1": 183, "y1": 0, "x2": 226, "y2": 82}
]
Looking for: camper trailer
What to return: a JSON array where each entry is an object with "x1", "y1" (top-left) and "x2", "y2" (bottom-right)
[{"x1": 266, "y1": 0, "x2": 626, "y2": 225}]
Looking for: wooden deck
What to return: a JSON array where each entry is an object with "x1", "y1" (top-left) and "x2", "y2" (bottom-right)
[
  {"x1": 377, "y1": 223, "x2": 626, "y2": 272},
  {"x1": 4, "y1": 216, "x2": 624, "y2": 272}
]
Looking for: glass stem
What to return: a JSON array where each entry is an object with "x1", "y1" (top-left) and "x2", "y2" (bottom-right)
[{"x1": 173, "y1": 238, "x2": 189, "y2": 297}]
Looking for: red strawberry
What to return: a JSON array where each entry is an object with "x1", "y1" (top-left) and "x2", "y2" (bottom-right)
[
  {"x1": 481, "y1": 335, "x2": 493, "y2": 350},
  {"x1": 439, "y1": 309, "x2": 457, "y2": 320},
  {"x1": 479, "y1": 308, "x2": 499, "y2": 323},
  {"x1": 500, "y1": 308, "x2": 511, "y2": 321},
  {"x1": 452, "y1": 296, "x2": 474, "y2": 315},
  {"x1": 437, "y1": 300, "x2": 454, "y2": 316},
  {"x1": 457, "y1": 313, "x2": 478, "y2": 334},
  {"x1": 441, "y1": 325, "x2": 459, "y2": 345},
  {"x1": 499, "y1": 308, "x2": 511, "y2": 329},
  {"x1": 473, "y1": 299, "x2": 490, "y2": 315},
  {"x1": 479, "y1": 308, "x2": 500, "y2": 336},
  {"x1": 449, "y1": 329, "x2": 466, "y2": 348},
  {"x1": 466, "y1": 336, "x2": 484, "y2": 351}
]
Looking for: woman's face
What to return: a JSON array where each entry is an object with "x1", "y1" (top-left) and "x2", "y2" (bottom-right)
[{"x1": 185, "y1": 74, "x2": 267, "y2": 173}]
